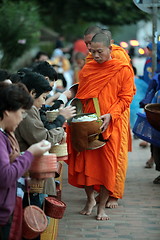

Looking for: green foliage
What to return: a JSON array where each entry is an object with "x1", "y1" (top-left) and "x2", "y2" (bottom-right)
[
  {"x1": 36, "y1": 0, "x2": 151, "y2": 40},
  {"x1": 0, "y1": 0, "x2": 41, "y2": 69},
  {"x1": 0, "y1": 0, "x2": 153, "y2": 68}
]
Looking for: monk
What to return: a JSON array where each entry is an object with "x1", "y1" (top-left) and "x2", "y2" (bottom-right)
[
  {"x1": 67, "y1": 33, "x2": 134, "y2": 220},
  {"x1": 84, "y1": 26, "x2": 134, "y2": 208},
  {"x1": 85, "y1": 27, "x2": 131, "y2": 65}
]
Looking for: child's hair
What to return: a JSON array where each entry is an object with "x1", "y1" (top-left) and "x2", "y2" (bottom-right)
[
  {"x1": 0, "y1": 82, "x2": 33, "y2": 119},
  {"x1": 20, "y1": 71, "x2": 52, "y2": 98}
]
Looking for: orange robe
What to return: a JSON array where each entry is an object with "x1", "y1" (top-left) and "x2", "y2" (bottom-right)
[
  {"x1": 67, "y1": 59, "x2": 134, "y2": 194},
  {"x1": 111, "y1": 45, "x2": 133, "y2": 198},
  {"x1": 111, "y1": 44, "x2": 131, "y2": 65},
  {"x1": 86, "y1": 45, "x2": 135, "y2": 198}
]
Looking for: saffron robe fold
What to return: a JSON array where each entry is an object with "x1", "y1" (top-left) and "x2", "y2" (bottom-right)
[{"x1": 67, "y1": 58, "x2": 134, "y2": 194}]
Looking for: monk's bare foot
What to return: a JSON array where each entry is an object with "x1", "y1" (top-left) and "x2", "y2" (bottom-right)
[
  {"x1": 106, "y1": 197, "x2": 118, "y2": 208},
  {"x1": 96, "y1": 208, "x2": 110, "y2": 221},
  {"x1": 80, "y1": 199, "x2": 96, "y2": 215}
]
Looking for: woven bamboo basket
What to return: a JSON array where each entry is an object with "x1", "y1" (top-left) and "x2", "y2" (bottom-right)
[
  {"x1": 22, "y1": 205, "x2": 48, "y2": 239},
  {"x1": 44, "y1": 197, "x2": 66, "y2": 219},
  {"x1": 55, "y1": 161, "x2": 62, "y2": 178},
  {"x1": 56, "y1": 189, "x2": 61, "y2": 201},
  {"x1": 49, "y1": 143, "x2": 68, "y2": 157},
  {"x1": 55, "y1": 181, "x2": 61, "y2": 200},
  {"x1": 29, "y1": 154, "x2": 57, "y2": 179},
  {"x1": 46, "y1": 110, "x2": 59, "y2": 122},
  {"x1": 29, "y1": 179, "x2": 45, "y2": 193},
  {"x1": 30, "y1": 172, "x2": 56, "y2": 179}
]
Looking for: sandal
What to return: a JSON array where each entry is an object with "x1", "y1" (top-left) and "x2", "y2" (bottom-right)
[{"x1": 153, "y1": 175, "x2": 160, "y2": 184}]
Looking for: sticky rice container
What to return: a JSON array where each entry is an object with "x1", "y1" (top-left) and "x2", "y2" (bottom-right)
[{"x1": 46, "y1": 109, "x2": 59, "y2": 122}]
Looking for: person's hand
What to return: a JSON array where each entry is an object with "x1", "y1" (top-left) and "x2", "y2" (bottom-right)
[
  {"x1": 27, "y1": 140, "x2": 51, "y2": 157},
  {"x1": 63, "y1": 90, "x2": 73, "y2": 100},
  {"x1": 59, "y1": 105, "x2": 76, "y2": 120},
  {"x1": 99, "y1": 114, "x2": 111, "y2": 132},
  {"x1": 45, "y1": 93, "x2": 61, "y2": 105}
]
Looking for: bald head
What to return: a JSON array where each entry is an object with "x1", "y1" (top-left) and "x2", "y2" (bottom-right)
[
  {"x1": 101, "y1": 29, "x2": 114, "y2": 44},
  {"x1": 84, "y1": 26, "x2": 102, "y2": 36},
  {"x1": 90, "y1": 33, "x2": 112, "y2": 64},
  {"x1": 84, "y1": 26, "x2": 102, "y2": 52},
  {"x1": 102, "y1": 29, "x2": 112, "y2": 40},
  {"x1": 91, "y1": 33, "x2": 111, "y2": 47}
]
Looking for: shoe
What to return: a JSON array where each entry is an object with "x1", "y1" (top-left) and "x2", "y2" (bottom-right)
[{"x1": 153, "y1": 175, "x2": 160, "y2": 184}]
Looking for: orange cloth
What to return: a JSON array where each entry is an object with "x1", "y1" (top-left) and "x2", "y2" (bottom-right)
[
  {"x1": 110, "y1": 108, "x2": 130, "y2": 198},
  {"x1": 111, "y1": 44, "x2": 136, "y2": 96},
  {"x1": 85, "y1": 52, "x2": 93, "y2": 63},
  {"x1": 86, "y1": 45, "x2": 135, "y2": 95},
  {"x1": 67, "y1": 58, "x2": 134, "y2": 194},
  {"x1": 110, "y1": 45, "x2": 134, "y2": 197},
  {"x1": 111, "y1": 44, "x2": 131, "y2": 64},
  {"x1": 85, "y1": 45, "x2": 134, "y2": 198}
]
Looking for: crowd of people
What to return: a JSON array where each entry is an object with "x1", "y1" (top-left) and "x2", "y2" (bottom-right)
[{"x1": 0, "y1": 25, "x2": 160, "y2": 240}]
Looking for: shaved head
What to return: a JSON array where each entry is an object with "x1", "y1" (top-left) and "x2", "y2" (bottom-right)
[
  {"x1": 101, "y1": 29, "x2": 112, "y2": 41},
  {"x1": 91, "y1": 33, "x2": 110, "y2": 47},
  {"x1": 84, "y1": 26, "x2": 102, "y2": 36}
]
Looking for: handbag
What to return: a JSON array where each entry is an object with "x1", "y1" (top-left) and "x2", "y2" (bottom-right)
[{"x1": 22, "y1": 189, "x2": 48, "y2": 240}]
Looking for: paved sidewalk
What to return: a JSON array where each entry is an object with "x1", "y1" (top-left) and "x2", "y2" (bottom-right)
[{"x1": 57, "y1": 139, "x2": 160, "y2": 240}]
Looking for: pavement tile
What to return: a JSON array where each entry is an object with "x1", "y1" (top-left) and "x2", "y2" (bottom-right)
[{"x1": 57, "y1": 139, "x2": 160, "y2": 240}]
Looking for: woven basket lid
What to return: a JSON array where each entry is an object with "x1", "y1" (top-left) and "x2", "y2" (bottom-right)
[
  {"x1": 23, "y1": 205, "x2": 48, "y2": 231},
  {"x1": 46, "y1": 196, "x2": 66, "y2": 207},
  {"x1": 46, "y1": 110, "x2": 59, "y2": 122},
  {"x1": 49, "y1": 143, "x2": 68, "y2": 157},
  {"x1": 30, "y1": 154, "x2": 57, "y2": 173}
]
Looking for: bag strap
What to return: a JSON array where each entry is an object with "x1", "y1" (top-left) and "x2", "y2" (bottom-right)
[
  {"x1": 71, "y1": 97, "x2": 101, "y2": 117},
  {"x1": 93, "y1": 97, "x2": 101, "y2": 118}
]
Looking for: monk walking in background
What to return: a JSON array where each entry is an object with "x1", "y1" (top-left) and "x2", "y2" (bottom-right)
[
  {"x1": 67, "y1": 33, "x2": 134, "y2": 220},
  {"x1": 84, "y1": 26, "x2": 135, "y2": 208}
]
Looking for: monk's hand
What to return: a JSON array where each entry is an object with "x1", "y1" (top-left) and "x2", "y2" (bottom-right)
[{"x1": 99, "y1": 114, "x2": 111, "y2": 132}]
